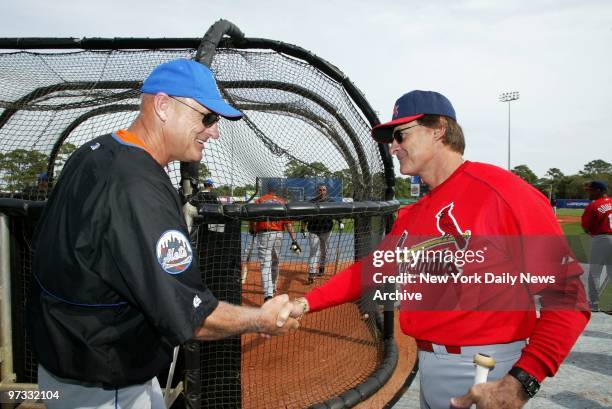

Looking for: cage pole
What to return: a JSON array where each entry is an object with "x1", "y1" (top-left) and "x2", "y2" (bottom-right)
[{"x1": 0, "y1": 213, "x2": 15, "y2": 383}]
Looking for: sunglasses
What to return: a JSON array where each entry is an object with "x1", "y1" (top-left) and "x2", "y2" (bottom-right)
[
  {"x1": 169, "y1": 96, "x2": 220, "y2": 128},
  {"x1": 392, "y1": 124, "x2": 421, "y2": 143}
]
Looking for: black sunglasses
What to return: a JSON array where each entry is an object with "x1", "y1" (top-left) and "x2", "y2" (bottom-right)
[
  {"x1": 392, "y1": 124, "x2": 421, "y2": 143},
  {"x1": 170, "y1": 96, "x2": 220, "y2": 128}
]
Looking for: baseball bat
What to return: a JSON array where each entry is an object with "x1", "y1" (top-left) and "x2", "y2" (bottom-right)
[
  {"x1": 242, "y1": 234, "x2": 255, "y2": 284},
  {"x1": 333, "y1": 220, "x2": 343, "y2": 275},
  {"x1": 471, "y1": 353, "x2": 496, "y2": 409},
  {"x1": 164, "y1": 345, "x2": 180, "y2": 407},
  {"x1": 183, "y1": 202, "x2": 198, "y2": 234}
]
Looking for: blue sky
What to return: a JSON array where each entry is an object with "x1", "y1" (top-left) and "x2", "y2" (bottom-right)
[{"x1": 2, "y1": 0, "x2": 611, "y2": 177}]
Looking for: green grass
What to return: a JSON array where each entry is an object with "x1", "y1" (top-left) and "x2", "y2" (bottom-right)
[
  {"x1": 562, "y1": 223, "x2": 590, "y2": 263},
  {"x1": 553, "y1": 208, "x2": 589, "y2": 262},
  {"x1": 556, "y1": 208, "x2": 584, "y2": 217}
]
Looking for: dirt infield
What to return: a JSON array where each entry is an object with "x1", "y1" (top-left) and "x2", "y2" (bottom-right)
[
  {"x1": 557, "y1": 215, "x2": 581, "y2": 225},
  {"x1": 240, "y1": 261, "x2": 416, "y2": 408}
]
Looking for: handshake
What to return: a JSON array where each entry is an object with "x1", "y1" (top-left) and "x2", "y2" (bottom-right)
[{"x1": 253, "y1": 295, "x2": 310, "y2": 337}]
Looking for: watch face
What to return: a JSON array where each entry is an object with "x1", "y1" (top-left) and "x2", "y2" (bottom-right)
[{"x1": 525, "y1": 378, "x2": 540, "y2": 397}]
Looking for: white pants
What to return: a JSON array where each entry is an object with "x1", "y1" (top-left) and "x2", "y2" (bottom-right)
[
  {"x1": 38, "y1": 365, "x2": 165, "y2": 409},
  {"x1": 308, "y1": 231, "x2": 330, "y2": 276},
  {"x1": 587, "y1": 234, "x2": 612, "y2": 303},
  {"x1": 417, "y1": 340, "x2": 529, "y2": 409},
  {"x1": 257, "y1": 231, "x2": 283, "y2": 298}
]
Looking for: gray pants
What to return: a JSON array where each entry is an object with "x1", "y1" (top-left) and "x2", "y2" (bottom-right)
[
  {"x1": 257, "y1": 231, "x2": 283, "y2": 298},
  {"x1": 418, "y1": 340, "x2": 528, "y2": 409},
  {"x1": 38, "y1": 365, "x2": 165, "y2": 409},
  {"x1": 587, "y1": 234, "x2": 612, "y2": 304},
  {"x1": 308, "y1": 231, "x2": 330, "y2": 276}
]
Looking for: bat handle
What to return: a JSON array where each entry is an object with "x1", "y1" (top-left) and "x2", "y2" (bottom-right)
[
  {"x1": 241, "y1": 265, "x2": 248, "y2": 283},
  {"x1": 474, "y1": 365, "x2": 490, "y2": 384},
  {"x1": 473, "y1": 353, "x2": 496, "y2": 383},
  {"x1": 471, "y1": 353, "x2": 496, "y2": 409}
]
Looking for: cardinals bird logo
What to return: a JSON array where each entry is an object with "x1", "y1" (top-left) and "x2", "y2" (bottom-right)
[
  {"x1": 436, "y1": 203, "x2": 471, "y2": 250},
  {"x1": 395, "y1": 202, "x2": 472, "y2": 268}
]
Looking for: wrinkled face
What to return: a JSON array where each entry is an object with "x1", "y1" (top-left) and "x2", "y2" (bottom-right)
[
  {"x1": 166, "y1": 97, "x2": 220, "y2": 162},
  {"x1": 389, "y1": 122, "x2": 438, "y2": 176}
]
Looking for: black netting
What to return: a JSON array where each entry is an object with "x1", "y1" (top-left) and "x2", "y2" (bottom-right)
[
  {"x1": 0, "y1": 32, "x2": 395, "y2": 409},
  {"x1": 3, "y1": 202, "x2": 398, "y2": 408},
  {"x1": 0, "y1": 47, "x2": 385, "y2": 201}
]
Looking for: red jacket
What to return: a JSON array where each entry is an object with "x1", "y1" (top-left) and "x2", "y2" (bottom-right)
[
  {"x1": 581, "y1": 196, "x2": 612, "y2": 235},
  {"x1": 305, "y1": 161, "x2": 589, "y2": 382}
]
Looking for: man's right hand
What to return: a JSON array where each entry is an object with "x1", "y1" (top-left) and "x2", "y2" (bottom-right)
[{"x1": 256, "y1": 294, "x2": 300, "y2": 336}]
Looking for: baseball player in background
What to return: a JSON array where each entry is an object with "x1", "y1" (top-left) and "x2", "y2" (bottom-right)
[
  {"x1": 199, "y1": 178, "x2": 219, "y2": 203},
  {"x1": 250, "y1": 184, "x2": 301, "y2": 301},
  {"x1": 26, "y1": 59, "x2": 299, "y2": 409},
  {"x1": 581, "y1": 180, "x2": 612, "y2": 312},
  {"x1": 21, "y1": 171, "x2": 50, "y2": 200},
  {"x1": 289, "y1": 90, "x2": 590, "y2": 409},
  {"x1": 303, "y1": 184, "x2": 337, "y2": 284}
]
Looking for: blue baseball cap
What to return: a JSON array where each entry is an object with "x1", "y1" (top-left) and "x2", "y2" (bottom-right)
[
  {"x1": 203, "y1": 178, "x2": 214, "y2": 186},
  {"x1": 587, "y1": 180, "x2": 608, "y2": 192},
  {"x1": 37, "y1": 171, "x2": 49, "y2": 182},
  {"x1": 141, "y1": 59, "x2": 242, "y2": 120},
  {"x1": 372, "y1": 90, "x2": 456, "y2": 143}
]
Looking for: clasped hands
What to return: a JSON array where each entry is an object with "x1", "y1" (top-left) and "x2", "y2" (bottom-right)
[{"x1": 255, "y1": 295, "x2": 309, "y2": 338}]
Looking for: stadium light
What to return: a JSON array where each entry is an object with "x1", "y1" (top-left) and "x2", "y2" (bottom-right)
[{"x1": 498, "y1": 91, "x2": 520, "y2": 170}]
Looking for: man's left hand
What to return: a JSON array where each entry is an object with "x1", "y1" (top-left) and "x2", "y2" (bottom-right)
[{"x1": 450, "y1": 375, "x2": 529, "y2": 409}]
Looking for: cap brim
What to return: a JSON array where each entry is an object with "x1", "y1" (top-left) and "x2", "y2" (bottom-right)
[
  {"x1": 371, "y1": 114, "x2": 424, "y2": 143},
  {"x1": 195, "y1": 97, "x2": 243, "y2": 120}
]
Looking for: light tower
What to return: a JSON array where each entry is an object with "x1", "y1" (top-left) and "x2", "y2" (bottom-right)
[{"x1": 498, "y1": 91, "x2": 520, "y2": 170}]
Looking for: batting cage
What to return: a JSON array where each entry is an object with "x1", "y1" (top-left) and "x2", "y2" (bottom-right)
[{"x1": 0, "y1": 20, "x2": 411, "y2": 408}]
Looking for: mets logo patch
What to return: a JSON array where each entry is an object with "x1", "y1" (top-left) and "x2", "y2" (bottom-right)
[{"x1": 156, "y1": 230, "x2": 193, "y2": 274}]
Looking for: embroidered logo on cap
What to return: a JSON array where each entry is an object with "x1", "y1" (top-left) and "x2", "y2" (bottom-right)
[{"x1": 156, "y1": 230, "x2": 193, "y2": 274}]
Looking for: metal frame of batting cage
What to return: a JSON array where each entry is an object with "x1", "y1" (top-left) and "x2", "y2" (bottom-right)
[
  {"x1": 0, "y1": 199, "x2": 46, "y2": 399},
  {"x1": 196, "y1": 199, "x2": 400, "y2": 409},
  {"x1": 0, "y1": 19, "x2": 404, "y2": 408},
  {"x1": 0, "y1": 24, "x2": 396, "y2": 202}
]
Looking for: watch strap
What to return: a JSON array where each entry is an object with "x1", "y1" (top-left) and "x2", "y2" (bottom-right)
[{"x1": 508, "y1": 367, "x2": 540, "y2": 398}]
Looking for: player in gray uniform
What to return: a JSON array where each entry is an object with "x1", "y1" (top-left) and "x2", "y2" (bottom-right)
[{"x1": 304, "y1": 184, "x2": 338, "y2": 284}]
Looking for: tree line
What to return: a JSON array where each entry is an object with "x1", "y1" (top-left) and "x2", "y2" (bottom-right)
[
  {"x1": 2, "y1": 144, "x2": 608, "y2": 202},
  {"x1": 507, "y1": 159, "x2": 611, "y2": 200},
  {"x1": 394, "y1": 159, "x2": 612, "y2": 200},
  {"x1": 0, "y1": 143, "x2": 77, "y2": 192}
]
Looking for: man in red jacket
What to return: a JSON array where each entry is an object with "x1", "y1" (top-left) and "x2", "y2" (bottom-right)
[
  {"x1": 581, "y1": 180, "x2": 612, "y2": 311},
  {"x1": 289, "y1": 90, "x2": 590, "y2": 409}
]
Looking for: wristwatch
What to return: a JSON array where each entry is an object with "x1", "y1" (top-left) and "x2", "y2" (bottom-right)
[{"x1": 508, "y1": 367, "x2": 540, "y2": 398}]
